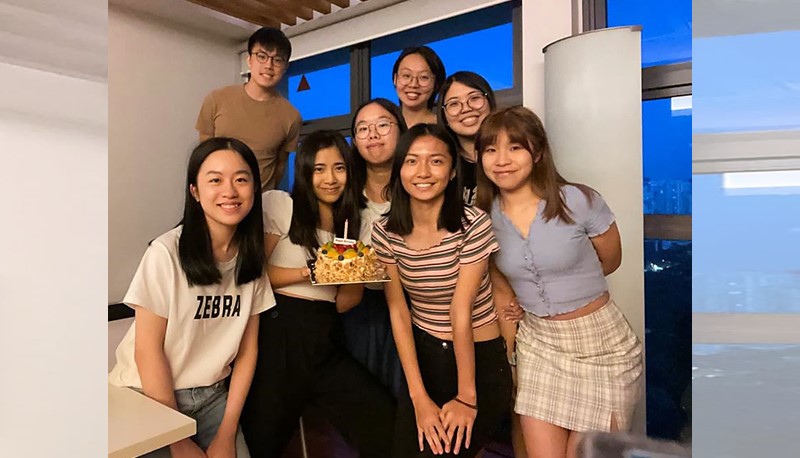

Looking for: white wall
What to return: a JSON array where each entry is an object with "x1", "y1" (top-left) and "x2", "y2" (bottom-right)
[
  {"x1": 108, "y1": 7, "x2": 241, "y2": 303},
  {"x1": 521, "y1": 0, "x2": 576, "y2": 120},
  {"x1": 0, "y1": 61, "x2": 107, "y2": 457}
]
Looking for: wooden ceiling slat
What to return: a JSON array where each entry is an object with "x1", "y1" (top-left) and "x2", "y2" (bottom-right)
[
  {"x1": 294, "y1": 0, "x2": 332, "y2": 15},
  {"x1": 185, "y1": 0, "x2": 280, "y2": 28},
  {"x1": 244, "y1": 0, "x2": 299, "y2": 26},
  {"x1": 256, "y1": 0, "x2": 314, "y2": 21}
]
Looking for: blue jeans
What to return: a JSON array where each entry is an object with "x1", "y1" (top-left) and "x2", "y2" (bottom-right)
[{"x1": 139, "y1": 380, "x2": 250, "y2": 457}]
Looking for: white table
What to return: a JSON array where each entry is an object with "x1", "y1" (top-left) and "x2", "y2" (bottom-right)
[{"x1": 109, "y1": 383, "x2": 196, "y2": 458}]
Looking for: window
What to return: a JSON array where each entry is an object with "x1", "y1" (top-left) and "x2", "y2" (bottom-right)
[
  {"x1": 693, "y1": 171, "x2": 800, "y2": 314},
  {"x1": 370, "y1": 2, "x2": 515, "y2": 103},
  {"x1": 643, "y1": 97, "x2": 692, "y2": 214},
  {"x1": 693, "y1": 31, "x2": 800, "y2": 134},
  {"x1": 284, "y1": 47, "x2": 351, "y2": 122},
  {"x1": 606, "y1": 0, "x2": 692, "y2": 67}
]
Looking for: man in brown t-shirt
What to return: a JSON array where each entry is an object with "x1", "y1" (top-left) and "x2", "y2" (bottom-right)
[{"x1": 197, "y1": 27, "x2": 302, "y2": 191}]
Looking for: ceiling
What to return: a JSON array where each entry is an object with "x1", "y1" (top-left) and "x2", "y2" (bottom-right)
[{"x1": 183, "y1": 0, "x2": 367, "y2": 30}]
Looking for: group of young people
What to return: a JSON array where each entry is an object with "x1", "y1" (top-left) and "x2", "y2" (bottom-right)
[{"x1": 109, "y1": 26, "x2": 644, "y2": 458}]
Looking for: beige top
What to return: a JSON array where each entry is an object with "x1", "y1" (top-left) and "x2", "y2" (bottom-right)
[{"x1": 196, "y1": 85, "x2": 302, "y2": 191}]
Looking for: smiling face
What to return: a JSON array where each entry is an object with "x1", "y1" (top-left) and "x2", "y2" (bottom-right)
[
  {"x1": 191, "y1": 149, "x2": 255, "y2": 234},
  {"x1": 312, "y1": 146, "x2": 348, "y2": 205},
  {"x1": 393, "y1": 53, "x2": 435, "y2": 111},
  {"x1": 442, "y1": 81, "x2": 491, "y2": 140},
  {"x1": 247, "y1": 45, "x2": 288, "y2": 91},
  {"x1": 481, "y1": 129, "x2": 537, "y2": 194},
  {"x1": 353, "y1": 103, "x2": 400, "y2": 167},
  {"x1": 400, "y1": 135, "x2": 455, "y2": 204}
]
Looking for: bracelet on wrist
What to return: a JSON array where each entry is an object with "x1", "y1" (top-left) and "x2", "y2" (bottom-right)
[
  {"x1": 454, "y1": 397, "x2": 478, "y2": 410},
  {"x1": 508, "y1": 351, "x2": 517, "y2": 367}
]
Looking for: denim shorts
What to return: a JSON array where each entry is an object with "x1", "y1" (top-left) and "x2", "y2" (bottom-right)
[{"x1": 136, "y1": 380, "x2": 250, "y2": 457}]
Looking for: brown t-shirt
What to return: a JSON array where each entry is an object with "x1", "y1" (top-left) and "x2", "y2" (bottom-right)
[{"x1": 196, "y1": 85, "x2": 302, "y2": 191}]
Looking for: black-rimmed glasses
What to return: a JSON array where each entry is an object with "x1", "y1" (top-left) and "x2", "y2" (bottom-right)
[
  {"x1": 354, "y1": 121, "x2": 396, "y2": 139},
  {"x1": 443, "y1": 93, "x2": 488, "y2": 116},
  {"x1": 251, "y1": 51, "x2": 287, "y2": 69}
]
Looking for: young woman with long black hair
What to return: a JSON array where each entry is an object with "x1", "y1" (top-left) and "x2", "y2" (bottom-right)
[
  {"x1": 240, "y1": 130, "x2": 395, "y2": 458},
  {"x1": 372, "y1": 124, "x2": 512, "y2": 458},
  {"x1": 109, "y1": 137, "x2": 271, "y2": 457}
]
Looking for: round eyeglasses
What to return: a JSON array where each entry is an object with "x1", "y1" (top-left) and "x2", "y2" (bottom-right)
[
  {"x1": 251, "y1": 51, "x2": 287, "y2": 69},
  {"x1": 354, "y1": 121, "x2": 396, "y2": 139},
  {"x1": 443, "y1": 93, "x2": 488, "y2": 116},
  {"x1": 396, "y1": 72, "x2": 434, "y2": 87}
]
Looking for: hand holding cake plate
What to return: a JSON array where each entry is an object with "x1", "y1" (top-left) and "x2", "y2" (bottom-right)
[{"x1": 309, "y1": 219, "x2": 390, "y2": 286}]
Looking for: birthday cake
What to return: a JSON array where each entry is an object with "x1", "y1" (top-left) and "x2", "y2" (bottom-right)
[{"x1": 313, "y1": 239, "x2": 381, "y2": 283}]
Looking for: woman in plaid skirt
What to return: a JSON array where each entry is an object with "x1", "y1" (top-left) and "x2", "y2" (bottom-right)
[{"x1": 475, "y1": 106, "x2": 644, "y2": 458}]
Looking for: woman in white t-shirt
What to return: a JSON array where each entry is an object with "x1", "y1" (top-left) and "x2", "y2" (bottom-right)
[
  {"x1": 340, "y1": 97, "x2": 408, "y2": 398},
  {"x1": 240, "y1": 130, "x2": 395, "y2": 458},
  {"x1": 109, "y1": 137, "x2": 275, "y2": 457}
]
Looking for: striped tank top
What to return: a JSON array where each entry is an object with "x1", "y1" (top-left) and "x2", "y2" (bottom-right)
[{"x1": 371, "y1": 206, "x2": 499, "y2": 334}]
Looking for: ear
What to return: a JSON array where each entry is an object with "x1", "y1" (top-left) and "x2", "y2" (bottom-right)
[
  {"x1": 450, "y1": 168, "x2": 456, "y2": 181},
  {"x1": 189, "y1": 184, "x2": 200, "y2": 202},
  {"x1": 392, "y1": 74, "x2": 398, "y2": 87}
]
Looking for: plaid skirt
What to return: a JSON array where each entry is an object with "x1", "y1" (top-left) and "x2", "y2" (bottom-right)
[{"x1": 515, "y1": 298, "x2": 643, "y2": 432}]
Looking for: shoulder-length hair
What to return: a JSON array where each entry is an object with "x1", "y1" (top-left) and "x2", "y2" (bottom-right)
[
  {"x1": 385, "y1": 123, "x2": 465, "y2": 235},
  {"x1": 289, "y1": 130, "x2": 362, "y2": 255},
  {"x1": 350, "y1": 98, "x2": 409, "y2": 204},
  {"x1": 392, "y1": 46, "x2": 447, "y2": 110},
  {"x1": 475, "y1": 106, "x2": 593, "y2": 224},
  {"x1": 436, "y1": 71, "x2": 497, "y2": 153},
  {"x1": 179, "y1": 137, "x2": 265, "y2": 286}
]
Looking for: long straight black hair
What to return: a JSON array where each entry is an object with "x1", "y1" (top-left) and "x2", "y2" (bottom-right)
[
  {"x1": 179, "y1": 137, "x2": 265, "y2": 286},
  {"x1": 289, "y1": 130, "x2": 362, "y2": 256},
  {"x1": 350, "y1": 97, "x2": 409, "y2": 205},
  {"x1": 385, "y1": 123, "x2": 464, "y2": 236}
]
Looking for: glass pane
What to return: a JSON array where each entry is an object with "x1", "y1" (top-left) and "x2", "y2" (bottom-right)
[
  {"x1": 693, "y1": 171, "x2": 800, "y2": 313},
  {"x1": 643, "y1": 97, "x2": 692, "y2": 214},
  {"x1": 370, "y1": 3, "x2": 514, "y2": 102},
  {"x1": 285, "y1": 48, "x2": 350, "y2": 121},
  {"x1": 644, "y1": 239, "x2": 691, "y2": 440},
  {"x1": 693, "y1": 31, "x2": 800, "y2": 133},
  {"x1": 607, "y1": 0, "x2": 692, "y2": 67},
  {"x1": 693, "y1": 344, "x2": 800, "y2": 456}
]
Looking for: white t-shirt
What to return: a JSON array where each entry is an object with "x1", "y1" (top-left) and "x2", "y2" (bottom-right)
[
  {"x1": 262, "y1": 190, "x2": 337, "y2": 302},
  {"x1": 359, "y1": 193, "x2": 391, "y2": 291},
  {"x1": 108, "y1": 226, "x2": 275, "y2": 390}
]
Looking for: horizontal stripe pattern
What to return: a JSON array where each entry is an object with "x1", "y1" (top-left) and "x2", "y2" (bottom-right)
[{"x1": 372, "y1": 207, "x2": 499, "y2": 334}]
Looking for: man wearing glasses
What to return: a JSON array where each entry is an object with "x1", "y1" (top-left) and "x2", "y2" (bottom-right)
[{"x1": 197, "y1": 27, "x2": 302, "y2": 192}]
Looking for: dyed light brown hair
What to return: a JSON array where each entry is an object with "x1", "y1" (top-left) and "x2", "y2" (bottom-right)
[{"x1": 475, "y1": 106, "x2": 593, "y2": 224}]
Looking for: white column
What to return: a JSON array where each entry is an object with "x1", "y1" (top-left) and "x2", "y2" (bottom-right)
[
  {"x1": 544, "y1": 26, "x2": 645, "y2": 430},
  {"x1": 521, "y1": 0, "x2": 576, "y2": 119}
]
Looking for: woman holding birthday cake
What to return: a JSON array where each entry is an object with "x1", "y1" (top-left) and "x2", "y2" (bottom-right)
[{"x1": 240, "y1": 129, "x2": 394, "y2": 458}]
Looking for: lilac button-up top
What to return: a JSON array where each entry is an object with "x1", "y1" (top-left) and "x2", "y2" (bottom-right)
[{"x1": 490, "y1": 185, "x2": 616, "y2": 317}]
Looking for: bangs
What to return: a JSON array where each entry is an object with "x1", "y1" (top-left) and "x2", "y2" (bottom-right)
[{"x1": 476, "y1": 109, "x2": 535, "y2": 153}]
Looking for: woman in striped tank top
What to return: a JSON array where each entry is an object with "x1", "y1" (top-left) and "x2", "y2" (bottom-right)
[{"x1": 371, "y1": 123, "x2": 513, "y2": 458}]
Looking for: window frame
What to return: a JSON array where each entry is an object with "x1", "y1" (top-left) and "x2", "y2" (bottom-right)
[
  {"x1": 294, "y1": 0, "x2": 523, "y2": 139},
  {"x1": 586, "y1": 0, "x2": 800, "y2": 345}
]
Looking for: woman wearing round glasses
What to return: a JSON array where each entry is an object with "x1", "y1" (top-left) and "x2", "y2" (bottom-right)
[
  {"x1": 438, "y1": 72, "x2": 530, "y2": 458},
  {"x1": 339, "y1": 98, "x2": 409, "y2": 398},
  {"x1": 437, "y1": 71, "x2": 496, "y2": 208},
  {"x1": 393, "y1": 46, "x2": 446, "y2": 127}
]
